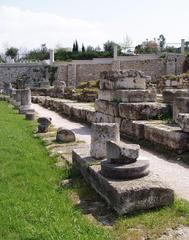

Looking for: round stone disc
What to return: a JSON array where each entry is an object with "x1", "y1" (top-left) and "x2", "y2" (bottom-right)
[{"x1": 101, "y1": 159, "x2": 150, "y2": 180}]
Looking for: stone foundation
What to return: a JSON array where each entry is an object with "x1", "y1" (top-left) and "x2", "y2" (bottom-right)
[{"x1": 72, "y1": 147, "x2": 174, "y2": 215}]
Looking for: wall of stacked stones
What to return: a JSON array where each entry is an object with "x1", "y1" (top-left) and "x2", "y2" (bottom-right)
[
  {"x1": 76, "y1": 63, "x2": 112, "y2": 84},
  {"x1": 120, "y1": 59, "x2": 166, "y2": 81},
  {"x1": 56, "y1": 55, "x2": 185, "y2": 87},
  {"x1": 0, "y1": 64, "x2": 48, "y2": 88}
]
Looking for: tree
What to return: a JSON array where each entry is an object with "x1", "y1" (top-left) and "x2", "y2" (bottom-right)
[
  {"x1": 158, "y1": 34, "x2": 166, "y2": 51},
  {"x1": 82, "y1": 44, "x2": 85, "y2": 52},
  {"x1": 121, "y1": 34, "x2": 133, "y2": 52},
  {"x1": 72, "y1": 42, "x2": 76, "y2": 52},
  {"x1": 75, "y1": 40, "x2": 79, "y2": 52},
  {"x1": 103, "y1": 41, "x2": 121, "y2": 54},
  {"x1": 5, "y1": 47, "x2": 18, "y2": 59},
  {"x1": 86, "y1": 45, "x2": 94, "y2": 52},
  {"x1": 135, "y1": 40, "x2": 158, "y2": 54}
]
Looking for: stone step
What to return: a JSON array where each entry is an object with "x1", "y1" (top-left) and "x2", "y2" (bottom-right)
[
  {"x1": 98, "y1": 89, "x2": 156, "y2": 103},
  {"x1": 101, "y1": 159, "x2": 150, "y2": 180}
]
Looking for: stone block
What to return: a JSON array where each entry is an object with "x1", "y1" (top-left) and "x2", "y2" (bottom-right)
[
  {"x1": 119, "y1": 102, "x2": 171, "y2": 120},
  {"x1": 101, "y1": 159, "x2": 150, "y2": 179},
  {"x1": 37, "y1": 117, "x2": 52, "y2": 133},
  {"x1": 144, "y1": 122, "x2": 189, "y2": 154},
  {"x1": 56, "y1": 128, "x2": 76, "y2": 143},
  {"x1": 162, "y1": 89, "x2": 189, "y2": 104},
  {"x1": 98, "y1": 89, "x2": 156, "y2": 102},
  {"x1": 95, "y1": 112, "x2": 121, "y2": 126},
  {"x1": 72, "y1": 148, "x2": 174, "y2": 215},
  {"x1": 177, "y1": 113, "x2": 189, "y2": 133},
  {"x1": 99, "y1": 70, "x2": 147, "y2": 90},
  {"x1": 173, "y1": 97, "x2": 189, "y2": 122},
  {"x1": 90, "y1": 123, "x2": 120, "y2": 159},
  {"x1": 95, "y1": 100, "x2": 119, "y2": 117},
  {"x1": 120, "y1": 119, "x2": 146, "y2": 140},
  {"x1": 106, "y1": 140, "x2": 140, "y2": 164}
]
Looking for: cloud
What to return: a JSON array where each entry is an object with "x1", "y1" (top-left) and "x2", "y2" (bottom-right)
[{"x1": 0, "y1": 6, "x2": 108, "y2": 51}]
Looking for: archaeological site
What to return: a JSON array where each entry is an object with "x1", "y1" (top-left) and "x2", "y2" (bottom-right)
[{"x1": 1, "y1": 1, "x2": 189, "y2": 239}]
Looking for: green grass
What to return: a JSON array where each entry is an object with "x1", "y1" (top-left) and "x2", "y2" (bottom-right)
[
  {"x1": 1, "y1": 101, "x2": 189, "y2": 240},
  {"x1": 0, "y1": 102, "x2": 111, "y2": 240}
]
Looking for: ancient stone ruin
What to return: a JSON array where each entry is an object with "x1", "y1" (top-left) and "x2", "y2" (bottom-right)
[
  {"x1": 56, "y1": 128, "x2": 76, "y2": 143},
  {"x1": 37, "y1": 117, "x2": 52, "y2": 133},
  {"x1": 73, "y1": 123, "x2": 174, "y2": 215}
]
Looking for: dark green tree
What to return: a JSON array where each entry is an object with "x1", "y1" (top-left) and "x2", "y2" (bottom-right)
[
  {"x1": 103, "y1": 41, "x2": 121, "y2": 54},
  {"x1": 82, "y1": 44, "x2": 85, "y2": 52},
  {"x1": 72, "y1": 42, "x2": 76, "y2": 52},
  {"x1": 5, "y1": 47, "x2": 18, "y2": 59},
  {"x1": 75, "y1": 40, "x2": 79, "y2": 52}
]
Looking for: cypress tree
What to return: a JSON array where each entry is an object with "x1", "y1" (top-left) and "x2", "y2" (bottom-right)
[
  {"x1": 75, "y1": 40, "x2": 79, "y2": 52},
  {"x1": 82, "y1": 44, "x2": 85, "y2": 52},
  {"x1": 72, "y1": 42, "x2": 76, "y2": 52}
]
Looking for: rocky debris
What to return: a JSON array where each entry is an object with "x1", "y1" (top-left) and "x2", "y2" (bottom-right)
[
  {"x1": 56, "y1": 128, "x2": 76, "y2": 143},
  {"x1": 159, "y1": 226, "x2": 189, "y2": 240},
  {"x1": 59, "y1": 179, "x2": 72, "y2": 188},
  {"x1": 177, "y1": 113, "x2": 189, "y2": 133},
  {"x1": 37, "y1": 117, "x2": 52, "y2": 133},
  {"x1": 90, "y1": 123, "x2": 120, "y2": 159}
]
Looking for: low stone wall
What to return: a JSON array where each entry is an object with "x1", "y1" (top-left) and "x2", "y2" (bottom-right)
[{"x1": 32, "y1": 96, "x2": 189, "y2": 153}]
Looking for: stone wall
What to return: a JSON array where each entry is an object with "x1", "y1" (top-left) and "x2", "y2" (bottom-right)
[
  {"x1": 0, "y1": 63, "x2": 49, "y2": 88},
  {"x1": 76, "y1": 63, "x2": 112, "y2": 84},
  {"x1": 56, "y1": 54, "x2": 185, "y2": 87}
]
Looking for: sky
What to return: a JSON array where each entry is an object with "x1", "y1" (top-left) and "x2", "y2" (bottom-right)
[{"x1": 0, "y1": 0, "x2": 188, "y2": 52}]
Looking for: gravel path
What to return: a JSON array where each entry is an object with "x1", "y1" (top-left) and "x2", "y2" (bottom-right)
[{"x1": 33, "y1": 103, "x2": 189, "y2": 201}]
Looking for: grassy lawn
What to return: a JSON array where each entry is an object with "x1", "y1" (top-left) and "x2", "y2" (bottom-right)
[
  {"x1": 0, "y1": 100, "x2": 189, "y2": 240},
  {"x1": 0, "y1": 102, "x2": 111, "y2": 240}
]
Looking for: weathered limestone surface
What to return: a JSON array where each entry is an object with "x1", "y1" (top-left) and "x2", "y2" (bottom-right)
[
  {"x1": 144, "y1": 123, "x2": 189, "y2": 154},
  {"x1": 119, "y1": 102, "x2": 171, "y2": 120},
  {"x1": 73, "y1": 148, "x2": 174, "y2": 215},
  {"x1": 106, "y1": 140, "x2": 140, "y2": 164},
  {"x1": 32, "y1": 96, "x2": 96, "y2": 123},
  {"x1": 98, "y1": 89, "x2": 156, "y2": 102},
  {"x1": 56, "y1": 128, "x2": 76, "y2": 143},
  {"x1": 162, "y1": 89, "x2": 189, "y2": 104},
  {"x1": 177, "y1": 113, "x2": 189, "y2": 133},
  {"x1": 173, "y1": 97, "x2": 189, "y2": 122},
  {"x1": 90, "y1": 123, "x2": 120, "y2": 159},
  {"x1": 100, "y1": 70, "x2": 147, "y2": 90},
  {"x1": 95, "y1": 99, "x2": 119, "y2": 117}
]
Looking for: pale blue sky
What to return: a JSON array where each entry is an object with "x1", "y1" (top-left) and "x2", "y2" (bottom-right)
[{"x1": 0, "y1": 0, "x2": 188, "y2": 51}]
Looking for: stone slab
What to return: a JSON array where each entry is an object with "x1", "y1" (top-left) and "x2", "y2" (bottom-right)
[
  {"x1": 98, "y1": 89, "x2": 156, "y2": 102},
  {"x1": 119, "y1": 102, "x2": 171, "y2": 120},
  {"x1": 177, "y1": 113, "x2": 189, "y2": 133},
  {"x1": 144, "y1": 122, "x2": 189, "y2": 154},
  {"x1": 162, "y1": 89, "x2": 189, "y2": 104},
  {"x1": 72, "y1": 148, "x2": 174, "y2": 215}
]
